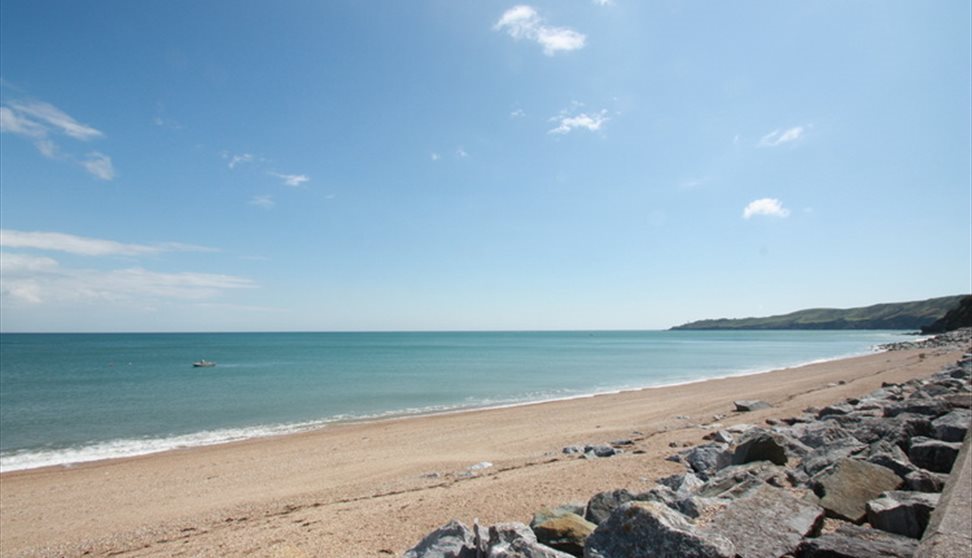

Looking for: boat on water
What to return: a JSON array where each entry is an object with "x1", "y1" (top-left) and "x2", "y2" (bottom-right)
[{"x1": 192, "y1": 360, "x2": 216, "y2": 368}]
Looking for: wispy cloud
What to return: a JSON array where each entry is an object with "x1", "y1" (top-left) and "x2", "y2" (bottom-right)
[
  {"x1": 430, "y1": 152, "x2": 441, "y2": 162},
  {"x1": 1, "y1": 97, "x2": 114, "y2": 180},
  {"x1": 494, "y1": 5, "x2": 586, "y2": 56},
  {"x1": 222, "y1": 152, "x2": 255, "y2": 169},
  {"x1": 81, "y1": 152, "x2": 115, "y2": 181},
  {"x1": 269, "y1": 172, "x2": 309, "y2": 187},
  {"x1": 549, "y1": 107, "x2": 609, "y2": 135},
  {"x1": 510, "y1": 108, "x2": 526, "y2": 118},
  {"x1": 592, "y1": 0, "x2": 614, "y2": 6},
  {"x1": 456, "y1": 146, "x2": 469, "y2": 159},
  {"x1": 0, "y1": 229, "x2": 214, "y2": 257},
  {"x1": 248, "y1": 195, "x2": 275, "y2": 209},
  {"x1": 743, "y1": 198, "x2": 791, "y2": 219},
  {"x1": 759, "y1": 125, "x2": 808, "y2": 147}
]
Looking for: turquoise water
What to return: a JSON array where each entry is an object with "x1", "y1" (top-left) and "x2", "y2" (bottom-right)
[{"x1": 0, "y1": 330, "x2": 913, "y2": 471}]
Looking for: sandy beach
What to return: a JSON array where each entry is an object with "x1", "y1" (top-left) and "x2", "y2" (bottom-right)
[{"x1": 0, "y1": 345, "x2": 966, "y2": 557}]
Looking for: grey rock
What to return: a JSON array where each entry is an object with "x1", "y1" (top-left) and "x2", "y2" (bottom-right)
[
  {"x1": 583, "y1": 502, "x2": 735, "y2": 558},
  {"x1": 866, "y1": 490, "x2": 939, "y2": 539},
  {"x1": 703, "y1": 430, "x2": 734, "y2": 444},
  {"x1": 562, "y1": 446, "x2": 584, "y2": 455},
  {"x1": 584, "y1": 489, "x2": 637, "y2": 526},
  {"x1": 819, "y1": 404, "x2": 857, "y2": 418},
  {"x1": 943, "y1": 392, "x2": 972, "y2": 409},
  {"x1": 485, "y1": 522, "x2": 573, "y2": 558},
  {"x1": 697, "y1": 462, "x2": 790, "y2": 499},
  {"x1": 883, "y1": 398, "x2": 951, "y2": 419},
  {"x1": 680, "y1": 442, "x2": 732, "y2": 479},
  {"x1": 531, "y1": 504, "x2": 587, "y2": 529},
  {"x1": 908, "y1": 437, "x2": 962, "y2": 473},
  {"x1": 800, "y1": 437, "x2": 868, "y2": 477},
  {"x1": 700, "y1": 485, "x2": 824, "y2": 558},
  {"x1": 812, "y1": 458, "x2": 902, "y2": 522},
  {"x1": 796, "y1": 522, "x2": 918, "y2": 558},
  {"x1": 532, "y1": 514, "x2": 596, "y2": 557},
  {"x1": 904, "y1": 469, "x2": 949, "y2": 492},
  {"x1": 787, "y1": 420, "x2": 856, "y2": 449},
  {"x1": 732, "y1": 428, "x2": 789, "y2": 466},
  {"x1": 847, "y1": 413, "x2": 933, "y2": 447},
  {"x1": 656, "y1": 472, "x2": 704, "y2": 496},
  {"x1": 931, "y1": 409, "x2": 971, "y2": 442},
  {"x1": 584, "y1": 445, "x2": 620, "y2": 458},
  {"x1": 403, "y1": 519, "x2": 477, "y2": 558},
  {"x1": 735, "y1": 400, "x2": 771, "y2": 412}
]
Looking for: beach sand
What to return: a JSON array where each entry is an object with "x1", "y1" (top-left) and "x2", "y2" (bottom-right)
[{"x1": 0, "y1": 346, "x2": 965, "y2": 557}]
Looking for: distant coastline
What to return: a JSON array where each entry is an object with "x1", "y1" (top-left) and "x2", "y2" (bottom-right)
[{"x1": 671, "y1": 294, "x2": 967, "y2": 331}]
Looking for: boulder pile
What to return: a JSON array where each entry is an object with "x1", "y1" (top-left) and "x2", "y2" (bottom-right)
[{"x1": 402, "y1": 346, "x2": 970, "y2": 558}]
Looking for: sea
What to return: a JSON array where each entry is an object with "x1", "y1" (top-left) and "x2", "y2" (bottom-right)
[{"x1": 0, "y1": 330, "x2": 916, "y2": 472}]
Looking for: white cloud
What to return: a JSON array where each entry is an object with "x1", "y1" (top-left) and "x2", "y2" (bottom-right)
[
  {"x1": 494, "y1": 5, "x2": 586, "y2": 56},
  {"x1": 1, "y1": 97, "x2": 115, "y2": 179},
  {"x1": 430, "y1": 152, "x2": 441, "y2": 161},
  {"x1": 249, "y1": 195, "x2": 275, "y2": 209},
  {"x1": 456, "y1": 147, "x2": 469, "y2": 158},
  {"x1": 549, "y1": 108, "x2": 609, "y2": 135},
  {"x1": 0, "y1": 229, "x2": 214, "y2": 257},
  {"x1": 743, "y1": 198, "x2": 791, "y2": 219},
  {"x1": 269, "y1": 172, "x2": 309, "y2": 187},
  {"x1": 81, "y1": 151, "x2": 115, "y2": 180},
  {"x1": 593, "y1": 0, "x2": 614, "y2": 5},
  {"x1": 759, "y1": 125, "x2": 807, "y2": 147},
  {"x1": 6, "y1": 100, "x2": 103, "y2": 140},
  {"x1": 224, "y1": 152, "x2": 254, "y2": 169},
  {"x1": 510, "y1": 108, "x2": 526, "y2": 118}
]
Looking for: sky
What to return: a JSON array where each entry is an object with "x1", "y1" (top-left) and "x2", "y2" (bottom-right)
[{"x1": 1, "y1": 1, "x2": 970, "y2": 332}]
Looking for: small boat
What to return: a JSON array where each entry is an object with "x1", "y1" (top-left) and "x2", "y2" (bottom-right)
[{"x1": 192, "y1": 360, "x2": 216, "y2": 368}]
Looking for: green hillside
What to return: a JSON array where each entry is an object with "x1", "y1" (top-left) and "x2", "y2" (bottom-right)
[{"x1": 671, "y1": 295, "x2": 968, "y2": 331}]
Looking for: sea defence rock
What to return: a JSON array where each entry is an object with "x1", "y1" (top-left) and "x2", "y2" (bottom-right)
[
  {"x1": 584, "y1": 489, "x2": 638, "y2": 526},
  {"x1": 797, "y1": 523, "x2": 919, "y2": 558},
  {"x1": 909, "y1": 437, "x2": 962, "y2": 473},
  {"x1": 583, "y1": 502, "x2": 735, "y2": 558},
  {"x1": 402, "y1": 520, "x2": 478, "y2": 558},
  {"x1": 866, "y1": 490, "x2": 939, "y2": 539},
  {"x1": 700, "y1": 484, "x2": 824, "y2": 558},
  {"x1": 734, "y1": 400, "x2": 771, "y2": 412},
  {"x1": 731, "y1": 428, "x2": 789, "y2": 466},
  {"x1": 532, "y1": 514, "x2": 596, "y2": 557},
  {"x1": 812, "y1": 458, "x2": 902, "y2": 522}
]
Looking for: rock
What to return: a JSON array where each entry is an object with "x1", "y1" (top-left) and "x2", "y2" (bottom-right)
[
  {"x1": 485, "y1": 522, "x2": 574, "y2": 558},
  {"x1": 703, "y1": 430, "x2": 734, "y2": 444},
  {"x1": 530, "y1": 504, "x2": 587, "y2": 528},
  {"x1": 812, "y1": 458, "x2": 902, "y2": 522},
  {"x1": 904, "y1": 469, "x2": 948, "y2": 492},
  {"x1": 697, "y1": 462, "x2": 790, "y2": 500},
  {"x1": 883, "y1": 399, "x2": 951, "y2": 419},
  {"x1": 931, "y1": 409, "x2": 971, "y2": 442},
  {"x1": 819, "y1": 404, "x2": 857, "y2": 418},
  {"x1": 679, "y1": 443, "x2": 732, "y2": 479},
  {"x1": 583, "y1": 502, "x2": 734, "y2": 558},
  {"x1": 796, "y1": 522, "x2": 919, "y2": 558},
  {"x1": 402, "y1": 519, "x2": 477, "y2": 558},
  {"x1": 583, "y1": 445, "x2": 619, "y2": 458},
  {"x1": 584, "y1": 489, "x2": 637, "y2": 526},
  {"x1": 788, "y1": 420, "x2": 856, "y2": 449},
  {"x1": 943, "y1": 393, "x2": 972, "y2": 409},
  {"x1": 562, "y1": 446, "x2": 584, "y2": 455},
  {"x1": 700, "y1": 485, "x2": 824, "y2": 558},
  {"x1": 908, "y1": 437, "x2": 962, "y2": 473},
  {"x1": 866, "y1": 490, "x2": 940, "y2": 539},
  {"x1": 846, "y1": 413, "x2": 933, "y2": 447},
  {"x1": 532, "y1": 514, "x2": 596, "y2": 557},
  {"x1": 732, "y1": 429, "x2": 789, "y2": 466},
  {"x1": 866, "y1": 443, "x2": 918, "y2": 479},
  {"x1": 800, "y1": 437, "x2": 868, "y2": 477},
  {"x1": 656, "y1": 472, "x2": 704, "y2": 496},
  {"x1": 735, "y1": 400, "x2": 771, "y2": 412}
]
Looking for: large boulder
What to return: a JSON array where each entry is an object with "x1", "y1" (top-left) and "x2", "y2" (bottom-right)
[
  {"x1": 788, "y1": 420, "x2": 856, "y2": 448},
  {"x1": 532, "y1": 514, "x2": 596, "y2": 557},
  {"x1": 866, "y1": 491, "x2": 940, "y2": 539},
  {"x1": 484, "y1": 522, "x2": 573, "y2": 558},
  {"x1": 679, "y1": 443, "x2": 732, "y2": 479},
  {"x1": 812, "y1": 458, "x2": 902, "y2": 522},
  {"x1": 531, "y1": 504, "x2": 587, "y2": 529},
  {"x1": 403, "y1": 520, "x2": 478, "y2": 558},
  {"x1": 800, "y1": 437, "x2": 868, "y2": 477},
  {"x1": 731, "y1": 429, "x2": 789, "y2": 466},
  {"x1": 584, "y1": 489, "x2": 637, "y2": 526},
  {"x1": 908, "y1": 437, "x2": 962, "y2": 473},
  {"x1": 797, "y1": 522, "x2": 919, "y2": 558},
  {"x1": 583, "y1": 502, "x2": 734, "y2": 558},
  {"x1": 700, "y1": 485, "x2": 824, "y2": 558},
  {"x1": 883, "y1": 399, "x2": 951, "y2": 419},
  {"x1": 734, "y1": 400, "x2": 771, "y2": 412},
  {"x1": 931, "y1": 409, "x2": 971, "y2": 442},
  {"x1": 696, "y1": 461, "x2": 790, "y2": 500}
]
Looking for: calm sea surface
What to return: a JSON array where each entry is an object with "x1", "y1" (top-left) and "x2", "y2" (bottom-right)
[{"x1": 0, "y1": 330, "x2": 913, "y2": 471}]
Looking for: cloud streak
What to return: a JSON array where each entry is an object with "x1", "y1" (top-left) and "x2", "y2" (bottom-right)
[
  {"x1": 759, "y1": 125, "x2": 807, "y2": 147},
  {"x1": 495, "y1": 5, "x2": 586, "y2": 56},
  {"x1": 549, "y1": 108, "x2": 609, "y2": 135},
  {"x1": 0, "y1": 229, "x2": 214, "y2": 257},
  {"x1": 743, "y1": 198, "x2": 791, "y2": 219},
  {"x1": 0, "y1": 97, "x2": 115, "y2": 180},
  {"x1": 269, "y1": 172, "x2": 310, "y2": 187}
]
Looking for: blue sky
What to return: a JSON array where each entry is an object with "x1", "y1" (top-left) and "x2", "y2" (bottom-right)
[{"x1": 1, "y1": 1, "x2": 969, "y2": 332}]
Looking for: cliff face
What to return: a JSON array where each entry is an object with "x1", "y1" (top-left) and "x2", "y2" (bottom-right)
[
  {"x1": 672, "y1": 295, "x2": 968, "y2": 331},
  {"x1": 921, "y1": 295, "x2": 972, "y2": 334}
]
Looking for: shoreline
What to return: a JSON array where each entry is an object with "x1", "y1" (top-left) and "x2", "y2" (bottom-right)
[
  {"x1": 0, "y1": 343, "x2": 898, "y2": 474},
  {"x1": 1, "y1": 344, "x2": 967, "y2": 557}
]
